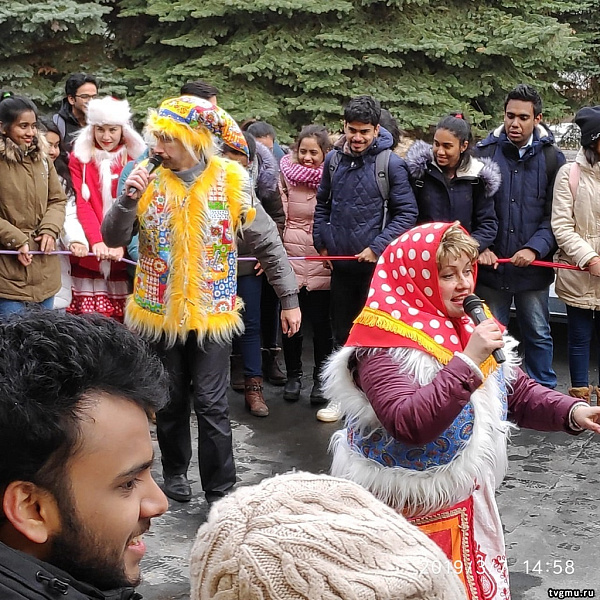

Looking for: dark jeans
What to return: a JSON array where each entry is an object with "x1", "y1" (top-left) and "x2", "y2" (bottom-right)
[
  {"x1": 476, "y1": 283, "x2": 557, "y2": 388},
  {"x1": 330, "y1": 262, "x2": 374, "y2": 347},
  {"x1": 153, "y1": 334, "x2": 236, "y2": 495},
  {"x1": 234, "y1": 273, "x2": 263, "y2": 378},
  {"x1": 282, "y1": 288, "x2": 333, "y2": 378},
  {"x1": 566, "y1": 305, "x2": 600, "y2": 387}
]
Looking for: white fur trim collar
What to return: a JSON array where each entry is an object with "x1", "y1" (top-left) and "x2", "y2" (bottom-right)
[
  {"x1": 324, "y1": 340, "x2": 520, "y2": 517},
  {"x1": 71, "y1": 123, "x2": 146, "y2": 164}
]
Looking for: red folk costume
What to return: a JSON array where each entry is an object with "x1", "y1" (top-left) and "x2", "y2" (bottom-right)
[
  {"x1": 325, "y1": 222, "x2": 585, "y2": 600},
  {"x1": 68, "y1": 97, "x2": 146, "y2": 320}
]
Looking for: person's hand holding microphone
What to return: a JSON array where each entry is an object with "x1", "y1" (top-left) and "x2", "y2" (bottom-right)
[
  {"x1": 124, "y1": 155, "x2": 163, "y2": 200},
  {"x1": 462, "y1": 294, "x2": 506, "y2": 366}
]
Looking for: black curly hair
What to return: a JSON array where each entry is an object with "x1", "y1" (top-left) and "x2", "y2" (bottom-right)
[
  {"x1": 0, "y1": 310, "x2": 167, "y2": 498},
  {"x1": 344, "y1": 95, "x2": 381, "y2": 126}
]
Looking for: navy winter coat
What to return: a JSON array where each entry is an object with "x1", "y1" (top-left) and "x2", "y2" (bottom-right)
[
  {"x1": 405, "y1": 141, "x2": 500, "y2": 252},
  {"x1": 313, "y1": 128, "x2": 418, "y2": 259},
  {"x1": 473, "y1": 124, "x2": 566, "y2": 293}
]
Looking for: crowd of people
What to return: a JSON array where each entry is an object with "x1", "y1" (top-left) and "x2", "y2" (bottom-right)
[{"x1": 2, "y1": 73, "x2": 600, "y2": 599}]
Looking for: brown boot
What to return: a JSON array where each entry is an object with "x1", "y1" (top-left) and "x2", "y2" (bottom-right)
[
  {"x1": 244, "y1": 376, "x2": 269, "y2": 417},
  {"x1": 568, "y1": 386, "x2": 591, "y2": 405}
]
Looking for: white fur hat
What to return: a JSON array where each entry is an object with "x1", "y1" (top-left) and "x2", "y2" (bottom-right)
[
  {"x1": 71, "y1": 96, "x2": 146, "y2": 163},
  {"x1": 86, "y1": 96, "x2": 132, "y2": 127},
  {"x1": 190, "y1": 472, "x2": 467, "y2": 600}
]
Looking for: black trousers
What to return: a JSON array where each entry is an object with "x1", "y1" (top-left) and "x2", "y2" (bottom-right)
[
  {"x1": 282, "y1": 288, "x2": 333, "y2": 378},
  {"x1": 329, "y1": 262, "x2": 375, "y2": 347},
  {"x1": 260, "y1": 276, "x2": 280, "y2": 349},
  {"x1": 153, "y1": 334, "x2": 235, "y2": 495}
]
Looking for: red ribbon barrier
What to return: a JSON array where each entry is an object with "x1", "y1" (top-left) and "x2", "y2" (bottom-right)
[
  {"x1": 0, "y1": 251, "x2": 587, "y2": 271},
  {"x1": 0, "y1": 250, "x2": 138, "y2": 266},
  {"x1": 496, "y1": 258, "x2": 584, "y2": 271},
  {"x1": 294, "y1": 256, "x2": 587, "y2": 271}
]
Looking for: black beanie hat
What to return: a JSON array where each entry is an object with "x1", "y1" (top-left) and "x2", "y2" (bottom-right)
[{"x1": 574, "y1": 106, "x2": 600, "y2": 147}]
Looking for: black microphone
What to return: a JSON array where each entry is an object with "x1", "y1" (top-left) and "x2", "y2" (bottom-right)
[
  {"x1": 126, "y1": 155, "x2": 163, "y2": 197},
  {"x1": 462, "y1": 294, "x2": 506, "y2": 364}
]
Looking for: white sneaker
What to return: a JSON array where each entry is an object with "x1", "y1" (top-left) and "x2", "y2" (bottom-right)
[{"x1": 316, "y1": 402, "x2": 342, "y2": 423}]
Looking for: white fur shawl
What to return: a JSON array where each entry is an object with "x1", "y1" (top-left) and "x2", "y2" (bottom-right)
[{"x1": 324, "y1": 339, "x2": 520, "y2": 518}]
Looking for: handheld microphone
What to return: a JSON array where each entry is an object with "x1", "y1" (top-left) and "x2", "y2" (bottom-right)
[
  {"x1": 462, "y1": 294, "x2": 506, "y2": 364},
  {"x1": 126, "y1": 155, "x2": 163, "y2": 197}
]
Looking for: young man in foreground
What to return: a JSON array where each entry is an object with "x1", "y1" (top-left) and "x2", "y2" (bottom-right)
[{"x1": 0, "y1": 310, "x2": 169, "y2": 598}]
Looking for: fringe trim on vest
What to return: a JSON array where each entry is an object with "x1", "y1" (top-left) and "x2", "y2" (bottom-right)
[
  {"x1": 126, "y1": 295, "x2": 245, "y2": 348},
  {"x1": 325, "y1": 338, "x2": 520, "y2": 518}
]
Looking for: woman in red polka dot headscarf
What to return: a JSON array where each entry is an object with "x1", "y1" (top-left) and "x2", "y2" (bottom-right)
[{"x1": 324, "y1": 221, "x2": 600, "y2": 600}]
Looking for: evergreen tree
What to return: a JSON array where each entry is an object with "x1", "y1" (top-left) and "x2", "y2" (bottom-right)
[
  {"x1": 1, "y1": 1, "x2": 592, "y2": 134},
  {"x1": 556, "y1": 0, "x2": 600, "y2": 108},
  {"x1": 0, "y1": 0, "x2": 116, "y2": 112},
  {"x1": 112, "y1": 0, "x2": 580, "y2": 138}
]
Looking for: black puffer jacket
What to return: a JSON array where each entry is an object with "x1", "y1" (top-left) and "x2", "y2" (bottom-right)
[
  {"x1": 0, "y1": 542, "x2": 141, "y2": 599},
  {"x1": 313, "y1": 127, "x2": 418, "y2": 259},
  {"x1": 405, "y1": 140, "x2": 501, "y2": 252},
  {"x1": 474, "y1": 124, "x2": 565, "y2": 293},
  {"x1": 52, "y1": 99, "x2": 83, "y2": 149}
]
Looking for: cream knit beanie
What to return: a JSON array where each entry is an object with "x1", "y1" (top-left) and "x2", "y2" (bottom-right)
[{"x1": 190, "y1": 472, "x2": 466, "y2": 600}]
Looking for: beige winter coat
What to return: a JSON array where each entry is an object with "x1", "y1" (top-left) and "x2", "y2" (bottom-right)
[
  {"x1": 551, "y1": 149, "x2": 600, "y2": 309},
  {"x1": 0, "y1": 135, "x2": 66, "y2": 302}
]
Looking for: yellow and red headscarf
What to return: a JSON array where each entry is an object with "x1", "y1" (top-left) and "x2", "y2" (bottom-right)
[{"x1": 347, "y1": 222, "x2": 500, "y2": 372}]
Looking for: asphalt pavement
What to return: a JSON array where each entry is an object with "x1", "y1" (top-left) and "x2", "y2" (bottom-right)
[{"x1": 139, "y1": 322, "x2": 599, "y2": 600}]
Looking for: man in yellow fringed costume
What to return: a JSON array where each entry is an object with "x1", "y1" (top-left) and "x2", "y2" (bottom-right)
[{"x1": 102, "y1": 96, "x2": 301, "y2": 504}]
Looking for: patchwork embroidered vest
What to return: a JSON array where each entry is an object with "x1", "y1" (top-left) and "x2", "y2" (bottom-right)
[{"x1": 126, "y1": 159, "x2": 246, "y2": 345}]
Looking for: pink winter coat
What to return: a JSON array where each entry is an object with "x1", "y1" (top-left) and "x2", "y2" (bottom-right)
[{"x1": 281, "y1": 174, "x2": 331, "y2": 291}]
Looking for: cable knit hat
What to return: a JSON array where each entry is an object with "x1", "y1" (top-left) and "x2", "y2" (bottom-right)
[
  {"x1": 190, "y1": 472, "x2": 466, "y2": 600},
  {"x1": 574, "y1": 106, "x2": 600, "y2": 147}
]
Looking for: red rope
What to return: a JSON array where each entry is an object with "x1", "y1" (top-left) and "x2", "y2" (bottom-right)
[
  {"x1": 0, "y1": 251, "x2": 587, "y2": 270},
  {"x1": 0, "y1": 250, "x2": 138, "y2": 266},
  {"x1": 297, "y1": 256, "x2": 587, "y2": 271},
  {"x1": 496, "y1": 258, "x2": 584, "y2": 271}
]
